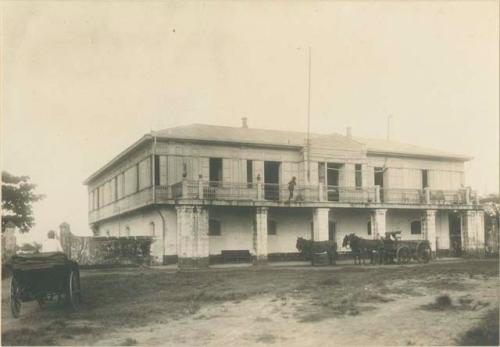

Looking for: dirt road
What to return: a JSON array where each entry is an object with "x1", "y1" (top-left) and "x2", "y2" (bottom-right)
[{"x1": 2, "y1": 259, "x2": 498, "y2": 346}]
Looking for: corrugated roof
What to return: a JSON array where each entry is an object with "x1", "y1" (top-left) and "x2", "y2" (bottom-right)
[{"x1": 352, "y1": 137, "x2": 472, "y2": 161}]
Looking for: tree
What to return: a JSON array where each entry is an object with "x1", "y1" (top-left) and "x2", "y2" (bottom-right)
[{"x1": 1, "y1": 171, "x2": 45, "y2": 233}]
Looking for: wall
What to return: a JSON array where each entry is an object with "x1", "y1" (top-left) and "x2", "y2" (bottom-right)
[
  {"x1": 366, "y1": 155, "x2": 465, "y2": 190},
  {"x1": 94, "y1": 206, "x2": 177, "y2": 262},
  {"x1": 267, "y1": 208, "x2": 312, "y2": 253},
  {"x1": 208, "y1": 207, "x2": 254, "y2": 255},
  {"x1": 386, "y1": 209, "x2": 425, "y2": 240}
]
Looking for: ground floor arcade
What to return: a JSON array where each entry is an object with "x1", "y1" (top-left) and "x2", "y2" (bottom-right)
[{"x1": 93, "y1": 205, "x2": 485, "y2": 268}]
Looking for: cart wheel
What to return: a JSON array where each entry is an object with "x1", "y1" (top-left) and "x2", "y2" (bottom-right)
[
  {"x1": 416, "y1": 243, "x2": 432, "y2": 264},
  {"x1": 397, "y1": 247, "x2": 410, "y2": 264},
  {"x1": 67, "y1": 270, "x2": 81, "y2": 311},
  {"x1": 10, "y1": 277, "x2": 21, "y2": 318}
]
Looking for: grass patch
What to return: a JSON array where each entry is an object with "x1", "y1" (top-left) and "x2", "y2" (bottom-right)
[
  {"x1": 255, "y1": 333, "x2": 276, "y2": 344},
  {"x1": 122, "y1": 337, "x2": 138, "y2": 346},
  {"x1": 458, "y1": 309, "x2": 499, "y2": 346}
]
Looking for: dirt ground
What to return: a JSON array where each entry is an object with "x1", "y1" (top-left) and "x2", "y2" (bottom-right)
[{"x1": 1, "y1": 259, "x2": 498, "y2": 346}]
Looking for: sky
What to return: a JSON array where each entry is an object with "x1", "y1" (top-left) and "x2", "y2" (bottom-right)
[{"x1": 1, "y1": 1, "x2": 498, "y2": 243}]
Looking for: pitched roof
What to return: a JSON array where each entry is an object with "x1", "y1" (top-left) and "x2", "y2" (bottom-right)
[
  {"x1": 153, "y1": 123, "x2": 360, "y2": 150},
  {"x1": 352, "y1": 136, "x2": 472, "y2": 161}
]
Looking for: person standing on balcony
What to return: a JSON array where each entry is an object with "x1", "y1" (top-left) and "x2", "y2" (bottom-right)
[{"x1": 288, "y1": 176, "x2": 297, "y2": 201}]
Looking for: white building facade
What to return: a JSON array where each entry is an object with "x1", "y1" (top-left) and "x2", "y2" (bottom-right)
[{"x1": 85, "y1": 124, "x2": 485, "y2": 268}]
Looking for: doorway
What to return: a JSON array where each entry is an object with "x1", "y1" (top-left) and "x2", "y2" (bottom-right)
[
  {"x1": 328, "y1": 221, "x2": 336, "y2": 242},
  {"x1": 374, "y1": 167, "x2": 384, "y2": 202},
  {"x1": 449, "y1": 213, "x2": 462, "y2": 257},
  {"x1": 209, "y1": 158, "x2": 223, "y2": 187},
  {"x1": 327, "y1": 163, "x2": 342, "y2": 201},
  {"x1": 264, "y1": 161, "x2": 280, "y2": 200}
]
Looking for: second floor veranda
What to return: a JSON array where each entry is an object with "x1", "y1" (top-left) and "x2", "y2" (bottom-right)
[{"x1": 157, "y1": 179, "x2": 478, "y2": 206}]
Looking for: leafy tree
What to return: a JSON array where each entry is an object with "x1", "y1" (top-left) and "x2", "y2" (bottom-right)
[{"x1": 1, "y1": 171, "x2": 45, "y2": 233}]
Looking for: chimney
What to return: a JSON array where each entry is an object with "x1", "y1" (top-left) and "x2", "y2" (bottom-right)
[
  {"x1": 241, "y1": 117, "x2": 248, "y2": 128},
  {"x1": 346, "y1": 126, "x2": 352, "y2": 138}
]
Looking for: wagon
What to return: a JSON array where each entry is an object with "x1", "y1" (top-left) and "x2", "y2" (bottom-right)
[
  {"x1": 382, "y1": 231, "x2": 432, "y2": 264},
  {"x1": 8, "y1": 252, "x2": 81, "y2": 318}
]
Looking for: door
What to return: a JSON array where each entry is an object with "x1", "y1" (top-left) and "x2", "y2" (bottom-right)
[
  {"x1": 209, "y1": 158, "x2": 222, "y2": 187},
  {"x1": 264, "y1": 161, "x2": 280, "y2": 200},
  {"x1": 327, "y1": 163, "x2": 341, "y2": 201},
  {"x1": 449, "y1": 213, "x2": 462, "y2": 256}
]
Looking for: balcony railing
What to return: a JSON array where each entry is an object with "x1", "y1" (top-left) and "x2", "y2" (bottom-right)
[{"x1": 155, "y1": 180, "x2": 476, "y2": 206}]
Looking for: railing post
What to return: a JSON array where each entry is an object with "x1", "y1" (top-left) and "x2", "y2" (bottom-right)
[
  {"x1": 424, "y1": 187, "x2": 430, "y2": 204},
  {"x1": 465, "y1": 187, "x2": 471, "y2": 205},
  {"x1": 375, "y1": 185, "x2": 381, "y2": 203},
  {"x1": 318, "y1": 183, "x2": 324, "y2": 202},
  {"x1": 198, "y1": 175, "x2": 204, "y2": 199},
  {"x1": 182, "y1": 178, "x2": 189, "y2": 199}
]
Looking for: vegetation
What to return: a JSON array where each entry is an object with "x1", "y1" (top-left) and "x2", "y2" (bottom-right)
[{"x1": 1, "y1": 171, "x2": 44, "y2": 232}]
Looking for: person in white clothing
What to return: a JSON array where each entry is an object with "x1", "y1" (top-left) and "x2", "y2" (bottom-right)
[{"x1": 42, "y1": 230, "x2": 63, "y2": 253}]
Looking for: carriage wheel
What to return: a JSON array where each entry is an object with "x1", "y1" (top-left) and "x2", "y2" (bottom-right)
[
  {"x1": 10, "y1": 277, "x2": 21, "y2": 318},
  {"x1": 416, "y1": 243, "x2": 432, "y2": 264},
  {"x1": 397, "y1": 247, "x2": 410, "y2": 264},
  {"x1": 67, "y1": 270, "x2": 81, "y2": 311}
]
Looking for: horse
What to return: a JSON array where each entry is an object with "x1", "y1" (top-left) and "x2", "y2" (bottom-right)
[
  {"x1": 342, "y1": 233, "x2": 384, "y2": 265},
  {"x1": 296, "y1": 237, "x2": 337, "y2": 265}
]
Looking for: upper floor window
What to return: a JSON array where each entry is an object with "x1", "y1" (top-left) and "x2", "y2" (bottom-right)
[
  {"x1": 411, "y1": 221, "x2": 421, "y2": 234},
  {"x1": 150, "y1": 222, "x2": 155, "y2": 237},
  {"x1": 355, "y1": 164, "x2": 362, "y2": 189},
  {"x1": 367, "y1": 221, "x2": 372, "y2": 235},
  {"x1": 154, "y1": 156, "x2": 161, "y2": 186},
  {"x1": 124, "y1": 165, "x2": 138, "y2": 196},
  {"x1": 138, "y1": 158, "x2": 152, "y2": 190},
  {"x1": 209, "y1": 219, "x2": 221, "y2": 236}
]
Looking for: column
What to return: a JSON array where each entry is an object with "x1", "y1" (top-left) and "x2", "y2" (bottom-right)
[
  {"x1": 370, "y1": 209, "x2": 387, "y2": 239},
  {"x1": 422, "y1": 210, "x2": 437, "y2": 254},
  {"x1": 254, "y1": 207, "x2": 268, "y2": 265},
  {"x1": 312, "y1": 208, "x2": 329, "y2": 241},
  {"x1": 461, "y1": 210, "x2": 485, "y2": 256},
  {"x1": 176, "y1": 205, "x2": 209, "y2": 269}
]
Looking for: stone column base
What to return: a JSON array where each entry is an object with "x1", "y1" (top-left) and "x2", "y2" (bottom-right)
[{"x1": 253, "y1": 256, "x2": 268, "y2": 266}]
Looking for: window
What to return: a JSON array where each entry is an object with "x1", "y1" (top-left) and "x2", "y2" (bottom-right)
[
  {"x1": 209, "y1": 219, "x2": 221, "y2": 236},
  {"x1": 355, "y1": 164, "x2": 362, "y2": 189},
  {"x1": 247, "y1": 160, "x2": 253, "y2": 187},
  {"x1": 150, "y1": 222, "x2": 155, "y2": 237},
  {"x1": 367, "y1": 221, "x2": 372, "y2": 235},
  {"x1": 154, "y1": 155, "x2": 160, "y2": 186},
  {"x1": 267, "y1": 220, "x2": 277, "y2": 235},
  {"x1": 106, "y1": 230, "x2": 110, "y2": 237},
  {"x1": 125, "y1": 226, "x2": 131, "y2": 237},
  {"x1": 411, "y1": 221, "x2": 422, "y2": 235},
  {"x1": 422, "y1": 170, "x2": 428, "y2": 188}
]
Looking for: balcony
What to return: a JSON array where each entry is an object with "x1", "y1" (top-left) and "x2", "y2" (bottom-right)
[{"x1": 158, "y1": 180, "x2": 477, "y2": 206}]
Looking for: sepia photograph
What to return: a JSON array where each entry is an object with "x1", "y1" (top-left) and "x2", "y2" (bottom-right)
[{"x1": 1, "y1": 1, "x2": 499, "y2": 346}]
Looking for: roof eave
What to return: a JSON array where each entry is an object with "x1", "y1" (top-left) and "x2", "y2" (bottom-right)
[{"x1": 367, "y1": 150, "x2": 473, "y2": 162}]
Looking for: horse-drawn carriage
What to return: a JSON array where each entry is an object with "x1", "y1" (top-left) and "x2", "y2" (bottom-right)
[
  {"x1": 382, "y1": 231, "x2": 432, "y2": 264},
  {"x1": 296, "y1": 237, "x2": 337, "y2": 266},
  {"x1": 8, "y1": 252, "x2": 81, "y2": 318},
  {"x1": 342, "y1": 231, "x2": 432, "y2": 265}
]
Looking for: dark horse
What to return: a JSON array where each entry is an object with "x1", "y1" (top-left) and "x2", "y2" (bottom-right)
[
  {"x1": 342, "y1": 233, "x2": 384, "y2": 265},
  {"x1": 296, "y1": 237, "x2": 337, "y2": 265}
]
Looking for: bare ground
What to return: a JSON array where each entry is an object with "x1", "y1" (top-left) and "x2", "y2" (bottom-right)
[{"x1": 1, "y1": 259, "x2": 498, "y2": 346}]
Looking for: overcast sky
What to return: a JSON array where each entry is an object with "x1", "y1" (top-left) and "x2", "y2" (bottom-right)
[{"x1": 2, "y1": 1, "x2": 498, "y2": 242}]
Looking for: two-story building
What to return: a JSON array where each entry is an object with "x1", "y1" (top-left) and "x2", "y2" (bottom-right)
[{"x1": 84, "y1": 122, "x2": 485, "y2": 268}]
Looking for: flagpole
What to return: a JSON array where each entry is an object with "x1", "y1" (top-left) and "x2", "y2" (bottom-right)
[{"x1": 307, "y1": 46, "x2": 311, "y2": 183}]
